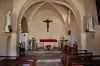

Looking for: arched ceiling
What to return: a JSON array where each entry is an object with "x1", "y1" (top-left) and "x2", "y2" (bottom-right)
[
  {"x1": 18, "y1": 0, "x2": 80, "y2": 24},
  {"x1": 25, "y1": 2, "x2": 73, "y2": 32},
  {"x1": 26, "y1": 2, "x2": 69, "y2": 23},
  {"x1": 17, "y1": 0, "x2": 84, "y2": 32}
]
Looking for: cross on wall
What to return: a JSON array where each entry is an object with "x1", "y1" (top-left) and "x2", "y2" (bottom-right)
[{"x1": 43, "y1": 19, "x2": 52, "y2": 32}]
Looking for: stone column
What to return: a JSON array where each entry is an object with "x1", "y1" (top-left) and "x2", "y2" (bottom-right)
[
  {"x1": 80, "y1": 16, "x2": 87, "y2": 50},
  {"x1": 10, "y1": 33, "x2": 17, "y2": 56}
]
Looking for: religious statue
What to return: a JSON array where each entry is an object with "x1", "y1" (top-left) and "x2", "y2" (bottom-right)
[
  {"x1": 43, "y1": 19, "x2": 52, "y2": 32},
  {"x1": 19, "y1": 23, "x2": 22, "y2": 32},
  {"x1": 86, "y1": 14, "x2": 94, "y2": 32},
  {"x1": 72, "y1": 41, "x2": 78, "y2": 54},
  {"x1": 60, "y1": 37, "x2": 65, "y2": 50},
  {"x1": 67, "y1": 10, "x2": 72, "y2": 24},
  {"x1": 31, "y1": 37, "x2": 36, "y2": 50},
  {"x1": 5, "y1": 11, "x2": 12, "y2": 32},
  {"x1": 28, "y1": 39, "x2": 31, "y2": 51}
]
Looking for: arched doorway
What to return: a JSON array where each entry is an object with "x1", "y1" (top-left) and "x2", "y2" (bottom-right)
[
  {"x1": 15, "y1": 0, "x2": 86, "y2": 55},
  {"x1": 19, "y1": 16, "x2": 28, "y2": 50}
]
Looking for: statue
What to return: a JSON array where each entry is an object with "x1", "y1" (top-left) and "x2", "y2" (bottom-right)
[
  {"x1": 5, "y1": 11, "x2": 12, "y2": 32},
  {"x1": 43, "y1": 19, "x2": 52, "y2": 32},
  {"x1": 73, "y1": 41, "x2": 78, "y2": 54},
  {"x1": 28, "y1": 39, "x2": 31, "y2": 51},
  {"x1": 60, "y1": 37, "x2": 64, "y2": 50},
  {"x1": 31, "y1": 38, "x2": 36, "y2": 50},
  {"x1": 86, "y1": 14, "x2": 94, "y2": 32},
  {"x1": 67, "y1": 10, "x2": 72, "y2": 24}
]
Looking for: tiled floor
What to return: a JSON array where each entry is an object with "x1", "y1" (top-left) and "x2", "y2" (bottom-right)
[
  {"x1": 37, "y1": 62, "x2": 63, "y2": 66},
  {"x1": 25, "y1": 50, "x2": 64, "y2": 66}
]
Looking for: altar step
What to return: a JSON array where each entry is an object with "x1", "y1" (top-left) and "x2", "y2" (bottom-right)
[
  {"x1": 25, "y1": 50, "x2": 61, "y2": 56},
  {"x1": 37, "y1": 59, "x2": 60, "y2": 63},
  {"x1": 25, "y1": 50, "x2": 61, "y2": 54},
  {"x1": 37, "y1": 59, "x2": 63, "y2": 66},
  {"x1": 37, "y1": 62, "x2": 63, "y2": 66},
  {"x1": 25, "y1": 50, "x2": 64, "y2": 66}
]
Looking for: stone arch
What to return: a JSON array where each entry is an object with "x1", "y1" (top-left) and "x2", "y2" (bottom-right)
[
  {"x1": 21, "y1": 16, "x2": 28, "y2": 33},
  {"x1": 27, "y1": 2, "x2": 68, "y2": 32},
  {"x1": 17, "y1": 0, "x2": 82, "y2": 36},
  {"x1": 17, "y1": 0, "x2": 82, "y2": 28},
  {"x1": 16, "y1": 0, "x2": 85, "y2": 51}
]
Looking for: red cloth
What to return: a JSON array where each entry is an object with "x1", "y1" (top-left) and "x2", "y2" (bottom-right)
[{"x1": 40, "y1": 39, "x2": 57, "y2": 42}]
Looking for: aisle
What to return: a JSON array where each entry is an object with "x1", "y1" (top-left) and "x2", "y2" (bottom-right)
[{"x1": 25, "y1": 50, "x2": 64, "y2": 66}]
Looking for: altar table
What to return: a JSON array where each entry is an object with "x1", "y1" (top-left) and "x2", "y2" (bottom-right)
[
  {"x1": 40, "y1": 39, "x2": 57, "y2": 49},
  {"x1": 40, "y1": 39, "x2": 57, "y2": 42}
]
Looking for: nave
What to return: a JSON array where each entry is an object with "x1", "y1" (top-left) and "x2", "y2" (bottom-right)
[
  {"x1": 25, "y1": 51, "x2": 63, "y2": 66},
  {"x1": 1, "y1": 44, "x2": 100, "y2": 66},
  {"x1": 0, "y1": 50, "x2": 64, "y2": 66},
  {"x1": 0, "y1": 0, "x2": 100, "y2": 66}
]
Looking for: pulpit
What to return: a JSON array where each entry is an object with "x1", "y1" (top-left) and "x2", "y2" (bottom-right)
[{"x1": 40, "y1": 39, "x2": 57, "y2": 50}]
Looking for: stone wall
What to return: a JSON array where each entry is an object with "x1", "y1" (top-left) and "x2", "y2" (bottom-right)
[
  {"x1": 84, "y1": 0, "x2": 99, "y2": 54},
  {"x1": 0, "y1": 0, "x2": 13, "y2": 56}
]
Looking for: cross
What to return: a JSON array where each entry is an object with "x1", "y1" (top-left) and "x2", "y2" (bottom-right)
[{"x1": 43, "y1": 19, "x2": 52, "y2": 32}]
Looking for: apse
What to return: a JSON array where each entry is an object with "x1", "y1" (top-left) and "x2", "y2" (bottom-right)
[{"x1": 26, "y1": 2, "x2": 68, "y2": 40}]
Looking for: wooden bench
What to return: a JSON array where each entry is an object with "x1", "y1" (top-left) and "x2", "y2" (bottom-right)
[
  {"x1": 61, "y1": 49, "x2": 89, "y2": 65},
  {"x1": 78, "y1": 50, "x2": 87, "y2": 53},
  {"x1": 17, "y1": 56, "x2": 38, "y2": 66},
  {"x1": 0, "y1": 56, "x2": 37, "y2": 66},
  {"x1": 66, "y1": 55, "x2": 100, "y2": 66},
  {"x1": 2, "y1": 59, "x2": 33, "y2": 66},
  {"x1": 66, "y1": 54, "x2": 92, "y2": 66},
  {"x1": 63, "y1": 45, "x2": 87, "y2": 55},
  {"x1": 72, "y1": 60, "x2": 100, "y2": 66},
  {"x1": 63, "y1": 44, "x2": 85, "y2": 54}
]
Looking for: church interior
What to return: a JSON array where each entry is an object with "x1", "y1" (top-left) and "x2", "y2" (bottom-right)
[{"x1": 0, "y1": 0, "x2": 100, "y2": 66}]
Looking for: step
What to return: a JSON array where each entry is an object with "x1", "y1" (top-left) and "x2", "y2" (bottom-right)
[{"x1": 37, "y1": 59, "x2": 61, "y2": 63}]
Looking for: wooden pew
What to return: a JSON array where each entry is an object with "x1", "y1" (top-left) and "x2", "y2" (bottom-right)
[
  {"x1": 78, "y1": 50, "x2": 87, "y2": 53},
  {"x1": 17, "y1": 56, "x2": 38, "y2": 66},
  {"x1": 0, "y1": 59, "x2": 27, "y2": 66},
  {"x1": 72, "y1": 60, "x2": 100, "y2": 66},
  {"x1": 0, "y1": 56, "x2": 37, "y2": 66},
  {"x1": 7, "y1": 59, "x2": 33, "y2": 66},
  {"x1": 0, "y1": 59, "x2": 32, "y2": 66},
  {"x1": 66, "y1": 55, "x2": 100, "y2": 66},
  {"x1": 61, "y1": 52, "x2": 92, "y2": 66},
  {"x1": 0, "y1": 56, "x2": 18, "y2": 60},
  {"x1": 63, "y1": 44, "x2": 87, "y2": 54},
  {"x1": 61, "y1": 49, "x2": 88, "y2": 63},
  {"x1": 66, "y1": 54, "x2": 92, "y2": 66}
]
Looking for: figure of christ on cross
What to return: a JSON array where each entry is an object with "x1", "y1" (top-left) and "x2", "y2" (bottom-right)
[{"x1": 43, "y1": 19, "x2": 52, "y2": 32}]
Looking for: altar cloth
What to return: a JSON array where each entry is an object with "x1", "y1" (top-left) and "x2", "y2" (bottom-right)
[{"x1": 40, "y1": 39, "x2": 57, "y2": 42}]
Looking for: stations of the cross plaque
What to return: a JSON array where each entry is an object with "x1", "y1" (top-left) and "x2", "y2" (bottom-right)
[{"x1": 43, "y1": 19, "x2": 52, "y2": 32}]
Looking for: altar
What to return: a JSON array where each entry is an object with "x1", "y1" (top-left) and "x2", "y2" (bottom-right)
[{"x1": 40, "y1": 39, "x2": 57, "y2": 50}]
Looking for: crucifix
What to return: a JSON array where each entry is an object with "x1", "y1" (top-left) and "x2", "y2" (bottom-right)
[{"x1": 43, "y1": 19, "x2": 52, "y2": 32}]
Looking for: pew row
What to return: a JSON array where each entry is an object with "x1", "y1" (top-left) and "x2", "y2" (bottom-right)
[
  {"x1": 61, "y1": 50, "x2": 90, "y2": 66},
  {"x1": 0, "y1": 56, "x2": 37, "y2": 66},
  {"x1": 0, "y1": 59, "x2": 32, "y2": 66},
  {"x1": 66, "y1": 55, "x2": 100, "y2": 66},
  {"x1": 63, "y1": 52, "x2": 92, "y2": 66}
]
